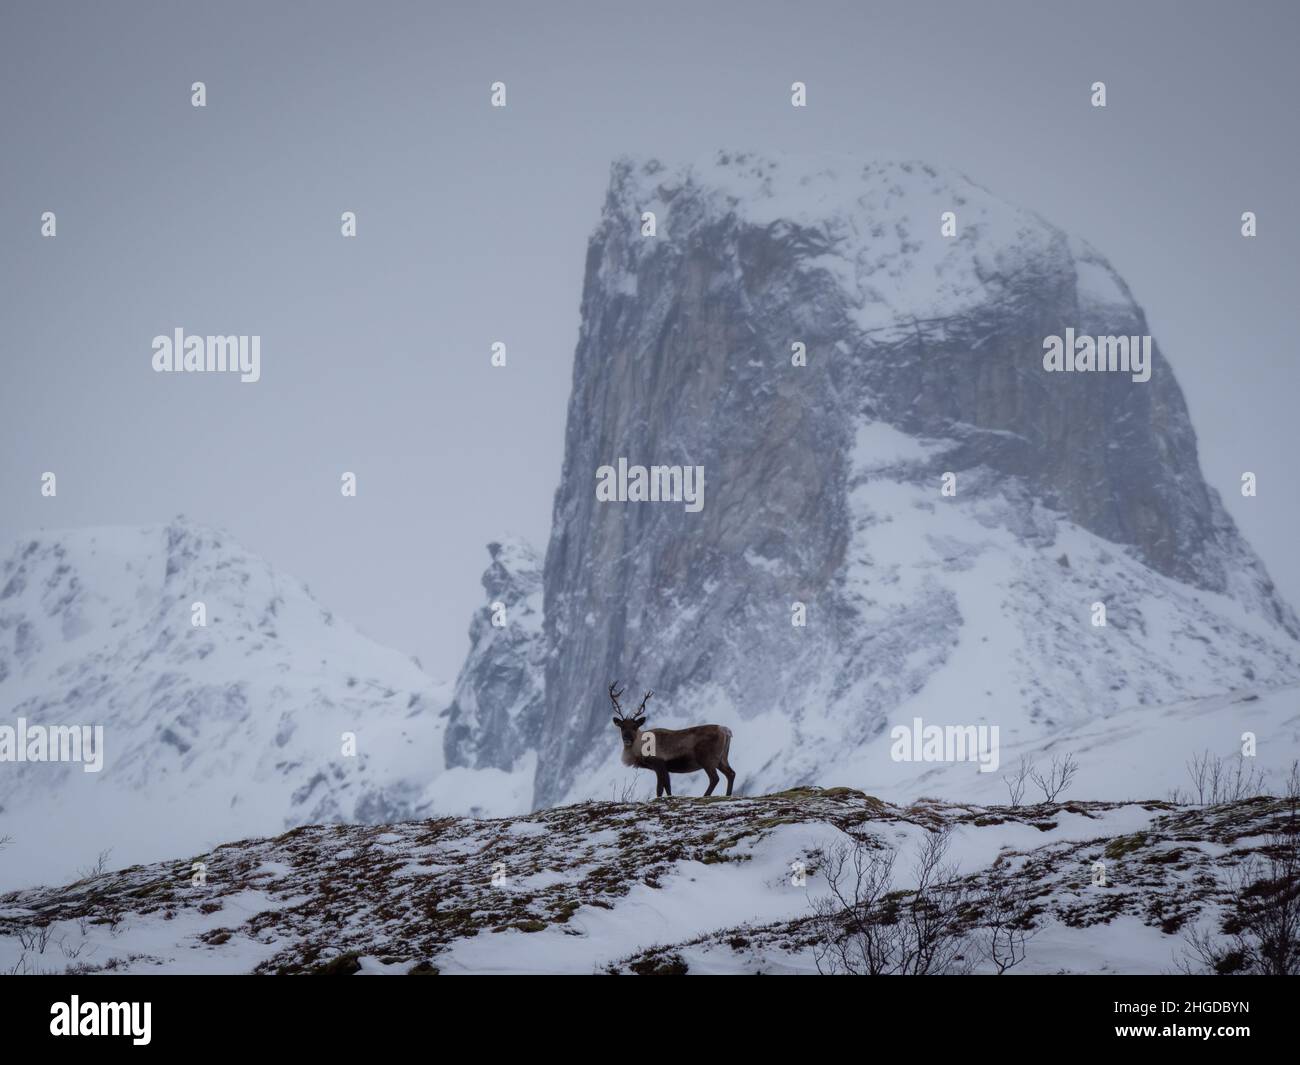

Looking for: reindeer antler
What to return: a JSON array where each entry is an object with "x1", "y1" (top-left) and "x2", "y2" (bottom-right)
[
  {"x1": 636, "y1": 690, "x2": 653, "y2": 717},
  {"x1": 608, "y1": 681, "x2": 627, "y2": 719}
]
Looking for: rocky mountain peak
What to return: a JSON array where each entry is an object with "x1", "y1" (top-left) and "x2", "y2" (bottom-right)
[{"x1": 484, "y1": 152, "x2": 1300, "y2": 807}]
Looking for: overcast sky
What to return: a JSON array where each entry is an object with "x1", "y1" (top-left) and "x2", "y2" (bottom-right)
[{"x1": 2, "y1": 0, "x2": 1297, "y2": 679}]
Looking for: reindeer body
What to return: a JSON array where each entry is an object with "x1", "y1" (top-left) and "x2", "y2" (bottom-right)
[{"x1": 609, "y1": 684, "x2": 736, "y2": 797}]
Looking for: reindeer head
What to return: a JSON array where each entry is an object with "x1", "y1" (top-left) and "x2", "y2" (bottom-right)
[{"x1": 608, "y1": 682, "x2": 652, "y2": 749}]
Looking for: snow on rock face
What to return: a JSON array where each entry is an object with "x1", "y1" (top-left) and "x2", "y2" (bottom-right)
[
  {"x1": 493, "y1": 151, "x2": 1300, "y2": 808},
  {"x1": 0, "y1": 519, "x2": 448, "y2": 890},
  {"x1": 441, "y1": 539, "x2": 545, "y2": 776},
  {"x1": 616, "y1": 152, "x2": 1060, "y2": 333}
]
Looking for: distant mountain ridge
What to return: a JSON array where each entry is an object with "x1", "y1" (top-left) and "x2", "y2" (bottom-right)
[{"x1": 0, "y1": 519, "x2": 449, "y2": 888}]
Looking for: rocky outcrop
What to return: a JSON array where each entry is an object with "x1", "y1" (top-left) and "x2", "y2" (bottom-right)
[{"x1": 441, "y1": 539, "x2": 545, "y2": 772}]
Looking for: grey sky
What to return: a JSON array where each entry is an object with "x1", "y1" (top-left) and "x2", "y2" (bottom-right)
[{"x1": 2, "y1": 0, "x2": 1297, "y2": 679}]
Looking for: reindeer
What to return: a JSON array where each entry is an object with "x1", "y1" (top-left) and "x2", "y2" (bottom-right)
[{"x1": 608, "y1": 682, "x2": 736, "y2": 798}]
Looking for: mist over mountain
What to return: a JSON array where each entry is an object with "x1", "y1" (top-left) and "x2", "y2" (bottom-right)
[{"x1": 447, "y1": 151, "x2": 1300, "y2": 809}]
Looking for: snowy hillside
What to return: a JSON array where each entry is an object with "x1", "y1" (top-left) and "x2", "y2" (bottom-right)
[
  {"x1": 3, "y1": 781, "x2": 1293, "y2": 975},
  {"x1": 0, "y1": 520, "x2": 456, "y2": 891},
  {"x1": 446, "y1": 151, "x2": 1300, "y2": 809}
]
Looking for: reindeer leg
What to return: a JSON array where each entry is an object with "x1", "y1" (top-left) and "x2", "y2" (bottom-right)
[
  {"x1": 661, "y1": 770, "x2": 672, "y2": 797},
  {"x1": 704, "y1": 768, "x2": 719, "y2": 796},
  {"x1": 718, "y1": 730, "x2": 736, "y2": 796}
]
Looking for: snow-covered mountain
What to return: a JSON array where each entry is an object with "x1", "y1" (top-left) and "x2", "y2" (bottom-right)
[
  {"x1": 449, "y1": 151, "x2": 1300, "y2": 809},
  {"x1": 0, "y1": 520, "x2": 451, "y2": 890}
]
